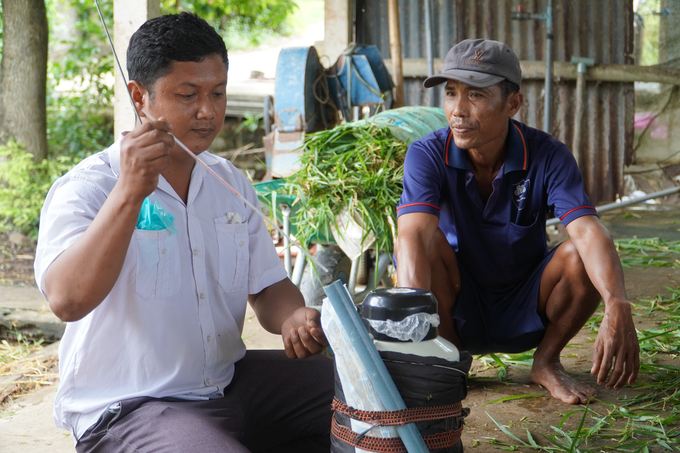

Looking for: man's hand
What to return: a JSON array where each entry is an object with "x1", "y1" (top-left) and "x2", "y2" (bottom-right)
[
  {"x1": 118, "y1": 118, "x2": 175, "y2": 203},
  {"x1": 44, "y1": 118, "x2": 176, "y2": 322},
  {"x1": 281, "y1": 307, "x2": 328, "y2": 359},
  {"x1": 591, "y1": 299, "x2": 639, "y2": 389},
  {"x1": 248, "y1": 279, "x2": 327, "y2": 359}
]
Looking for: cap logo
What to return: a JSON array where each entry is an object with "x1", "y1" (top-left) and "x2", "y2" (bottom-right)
[{"x1": 473, "y1": 50, "x2": 485, "y2": 61}]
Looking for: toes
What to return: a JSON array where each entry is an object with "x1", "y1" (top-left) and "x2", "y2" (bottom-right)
[{"x1": 550, "y1": 387, "x2": 580, "y2": 405}]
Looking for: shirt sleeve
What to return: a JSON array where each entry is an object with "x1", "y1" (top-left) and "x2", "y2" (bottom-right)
[
  {"x1": 544, "y1": 142, "x2": 597, "y2": 226},
  {"x1": 396, "y1": 137, "x2": 445, "y2": 218},
  {"x1": 34, "y1": 175, "x2": 108, "y2": 298}
]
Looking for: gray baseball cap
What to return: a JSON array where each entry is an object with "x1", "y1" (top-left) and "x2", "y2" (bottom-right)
[{"x1": 424, "y1": 39, "x2": 522, "y2": 88}]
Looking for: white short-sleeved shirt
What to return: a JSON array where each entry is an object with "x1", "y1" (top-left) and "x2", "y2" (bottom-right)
[{"x1": 34, "y1": 142, "x2": 287, "y2": 439}]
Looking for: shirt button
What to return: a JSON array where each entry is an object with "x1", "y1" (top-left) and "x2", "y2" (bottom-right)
[
  {"x1": 207, "y1": 335, "x2": 212, "y2": 342},
  {"x1": 239, "y1": 241, "x2": 244, "y2": 247},
  {"x1": 193, "y1": 249, "x2": 199, "y2": 256},
  {"x1": 205, "y1": 377, "x2": 211, "y2": 385},
  {"x1": 161, "y1": 249, "x2": 167, "y2": 255},
  {"x1": 200, "y1": 293, "x2": 205, "y2": 300}
]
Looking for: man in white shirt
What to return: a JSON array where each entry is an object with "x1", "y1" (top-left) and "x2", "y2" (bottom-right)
[{"x1": 35, "y1": 13, "x2": 333, "y2": 453}]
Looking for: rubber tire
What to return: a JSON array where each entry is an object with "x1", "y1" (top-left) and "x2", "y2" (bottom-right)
[
  {"x1": 299, "y1": 246, "x2": 352, "y2": 307},
  {"x1": 263, "y1": 95, "x2": 274, "y2": 135}
]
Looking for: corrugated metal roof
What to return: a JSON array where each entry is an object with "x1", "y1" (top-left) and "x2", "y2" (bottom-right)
[{"x1": 355, "y1": 0, "x2": 634, "y2": 204}]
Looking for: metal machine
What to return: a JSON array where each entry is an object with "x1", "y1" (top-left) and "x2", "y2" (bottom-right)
[
  {"x1": 259, "y1": 44, "x2": 398, "y2": 305},
  {"x1": 263, "y1": 44, "x2": 393, "y2": 178}
]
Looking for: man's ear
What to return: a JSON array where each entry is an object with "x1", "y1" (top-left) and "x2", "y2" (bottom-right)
[
  {"x1": 506, "y1": 91, "x2": 524, "y2": 118},
  {"x1": 128, "y1": 80, "x2": 148, "y2": 118}
]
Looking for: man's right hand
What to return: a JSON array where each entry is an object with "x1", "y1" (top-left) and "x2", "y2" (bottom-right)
[
  {"x1": 118, "y1": 118, "x2": 175, "y2": 203},
  {"x1": 44, "y1": 118, "x2": 176, "y2": 322}
]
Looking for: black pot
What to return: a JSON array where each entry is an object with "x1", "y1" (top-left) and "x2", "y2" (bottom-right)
[{"x1": 359, "y1": 287, "x2": 439, "y2": 342}]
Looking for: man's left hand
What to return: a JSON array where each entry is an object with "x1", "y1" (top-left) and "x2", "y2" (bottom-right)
[
  {"x1": 281, "y1": 307, "x2": 328, "y2": 359},
  {"x1": 590, "y1": 299, "x2": 639, "y2": 389}
]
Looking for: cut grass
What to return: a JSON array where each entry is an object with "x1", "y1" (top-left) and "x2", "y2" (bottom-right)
[
  {"x1": 476, "y1": 239, "x2": 680, "y2": 451},
  {"x1": 0, "y1": 332, "x2": 57, "y2": 411},
  {"x1": 615, "y1": 238, "x2": 680, "y2": 269},
  {"x1": 285, "y1": 123, "x2": 408, "y2": 257}
]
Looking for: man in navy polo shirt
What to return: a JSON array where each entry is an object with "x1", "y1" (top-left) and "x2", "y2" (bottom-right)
[{"x1": 396, "y1": 39, "x2": 639, "y2": 405}]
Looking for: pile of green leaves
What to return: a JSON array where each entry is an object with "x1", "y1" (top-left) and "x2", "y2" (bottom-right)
[
  {"x1": 0, "y1": 140, "x2": 76, "y2": 236},
  {"x1": 285, "y1": 124, "x2": 408, "y2": 255}
]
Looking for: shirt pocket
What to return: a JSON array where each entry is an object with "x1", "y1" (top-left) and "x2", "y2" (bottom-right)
[
  {"x1": 134, "y1": 228, "x2": 182, "y2": 300},
  {"x1": 214, "y1": 217, "x2": 249, "y2": 293},
  {"x1": 508, "y1": 212, "x2": 547, "y2": 268}
]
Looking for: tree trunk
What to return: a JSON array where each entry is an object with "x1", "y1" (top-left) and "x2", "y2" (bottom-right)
[{"x1": 0, "y1": 0, "x2": 48, "y2": 162}]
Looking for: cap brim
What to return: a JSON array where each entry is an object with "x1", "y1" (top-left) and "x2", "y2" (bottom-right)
[{"x1": 423, "y1": 70, "x2": 505, "y2": 88}]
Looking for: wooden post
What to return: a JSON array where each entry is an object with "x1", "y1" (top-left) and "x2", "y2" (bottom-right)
[
  {"x1": 572, "y1": 69, "x2": 587, "y2": 167},
  {"x1": 323, "y1": 0, "x2": 352, "y2": 67},
  {"x1": 388, "y1": 0, "x2": 405, "y2": 108},
  {"x1": 113, "y1": 0, "x2": 160, "y2": 136},
  {"x1": 570, "y1": 57, "x2": 594, "y2": 168}
]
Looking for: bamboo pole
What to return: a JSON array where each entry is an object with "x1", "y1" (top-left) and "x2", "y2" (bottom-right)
[{"x1": 388, "y1": 0, "x2": 405, "y2": 108}]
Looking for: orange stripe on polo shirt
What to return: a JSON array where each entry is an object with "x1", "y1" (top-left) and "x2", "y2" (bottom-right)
[
  {"x1": 445, "y1": 131, "x2": 453, "y2": 166},
  {"x1": 513, "y1": 123, "x2": 528, "y2": 170},
  {"x1": 559, "y1": 206, "x2": 597, "y2": 220},
  {"x1": 397, "y1": 203, "x2": 441, "y2": 212}
]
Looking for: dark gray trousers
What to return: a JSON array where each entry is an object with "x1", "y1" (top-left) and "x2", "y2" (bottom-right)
[{"x1": 75, "y1": 350, "x2": 334, "y2": 453}]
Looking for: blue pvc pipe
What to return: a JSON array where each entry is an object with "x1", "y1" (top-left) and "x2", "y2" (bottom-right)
[{"x1": 323, "y1": 280, "x2": 429, "y2": 453}]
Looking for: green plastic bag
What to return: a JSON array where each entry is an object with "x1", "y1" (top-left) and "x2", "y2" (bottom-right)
[{"x1": 136, "y1": 198, "x2": 177, "y2": 235}]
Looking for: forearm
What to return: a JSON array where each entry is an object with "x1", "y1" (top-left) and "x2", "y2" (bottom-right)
[
  {"x1": 396, "y1": 233, "x2": 432, "y2": 289},
  {"x1": 249, "y1": 278, "x2": 305, "y2": 334},
  {"x1": 570, "y1": 221, "x2": 627, "y2": 306},
  {"x1": 45, "y1": 186, "x2": 144, "y2": 321}
]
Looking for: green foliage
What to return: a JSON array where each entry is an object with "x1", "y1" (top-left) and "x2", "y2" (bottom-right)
[
  {"x1": 285, "y1": 124, "x2": 407, "y2": 255},
  {"x1": 38, "y1": 0, "x2": 298, "y2": 160},
  {"x1": 235, "y1": 111, "x2": 264, "y2": 133},
  {"x1": 161, "y1": 0, "x2": 298, "y2": 50},
  {"x1": 45, "y1": 0, "x2": 115, "y2": 159},
  {"x1": 636, "y1": 0, "x2": 661, "y2": 66},
  {"x1": 0, "y1": 140, "x2": 75, "y2": 236}
]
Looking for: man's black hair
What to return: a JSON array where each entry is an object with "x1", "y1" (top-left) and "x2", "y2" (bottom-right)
[
  {"x1": 127, "y1": 12, "x2": 228, "y2": 91},
  {"x1": 498, "y1": 79, "x2": 520, "y2": 99}
]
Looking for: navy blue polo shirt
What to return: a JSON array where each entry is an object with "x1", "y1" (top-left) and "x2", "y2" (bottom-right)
[{"x1": 397, "y1": 119, "x2": 596, "y2": 288}]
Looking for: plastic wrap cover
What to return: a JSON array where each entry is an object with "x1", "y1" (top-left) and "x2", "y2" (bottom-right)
[{"x1": 332, "y1": 350, "x2": 472, "y2": 453}]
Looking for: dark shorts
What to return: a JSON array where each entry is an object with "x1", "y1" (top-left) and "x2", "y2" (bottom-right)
[
  {"x1": 453, "y1": 245, "x2": 560, "y2": 355},
  {"x1": 75, "y1": 350, "x2": 334, "y2": 453}
]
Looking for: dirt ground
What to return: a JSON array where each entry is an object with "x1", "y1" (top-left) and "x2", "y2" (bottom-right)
[
  {"x1": 0, "y1": 232, "x2": 36, "y2": 287},
  {"x1": 461, "y1": 263, "x2": 680, "y2": 451},
  {"x1": 1, "y1": 208, "x2": 680, "y2": 451}
]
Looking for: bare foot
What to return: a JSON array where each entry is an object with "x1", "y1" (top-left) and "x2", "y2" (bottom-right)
[{"x1": 530, "y1": 360, "x2": 596, "y2": 404}]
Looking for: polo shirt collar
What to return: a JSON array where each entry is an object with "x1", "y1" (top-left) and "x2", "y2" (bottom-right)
[{"x1": 445, "y1": 119, "x2": 529, "y2": 173}]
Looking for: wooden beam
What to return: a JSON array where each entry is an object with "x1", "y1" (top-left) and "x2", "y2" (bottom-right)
[
  {"x1": 387, "y1": 0, "x2": 405, "y2": 108},
  {"x1": 384, "y1": 58, "x2": 680, "y2": 85}
]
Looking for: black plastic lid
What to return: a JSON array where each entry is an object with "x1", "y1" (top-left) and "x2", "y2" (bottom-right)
[{"x1": 359, "y1": 288, "x2": 439, "y2": 342}]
